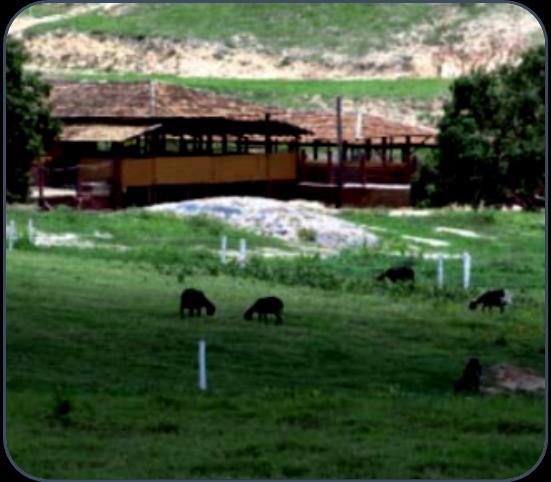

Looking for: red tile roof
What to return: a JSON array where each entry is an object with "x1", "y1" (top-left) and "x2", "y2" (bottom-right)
[
  {"x1": 49, "y1": 81, "x2": 437, "y2": 143},
  {"x1": 49, "y1": 80, "x2": 267, "y2": 120},
  {"x1": 273, "y1": 110, "x2": 437, "y2": 143},
  {"x1": 59, "y1": 123, "x2": 161, "y2": 142}
]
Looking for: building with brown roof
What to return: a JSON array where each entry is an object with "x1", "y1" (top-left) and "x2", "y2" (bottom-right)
[{"x1": 40, "y1": 80, "x2": 437, "y2": 209}]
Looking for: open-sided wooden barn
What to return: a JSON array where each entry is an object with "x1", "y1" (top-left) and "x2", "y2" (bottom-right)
[
  {"x1": 42, "y1": 81, "x2": 310, "y2": 208},
  {"x1": 39, "y1": 80, "x2": 437, "y2": 208},
  {"x1": 272, "y1": 109, "x2": 436, "y2": 206}
]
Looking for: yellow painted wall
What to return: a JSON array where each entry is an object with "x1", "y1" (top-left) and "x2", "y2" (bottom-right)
[
  {"x1": 267, "y1": 153, "x2": 296, "y2": 180},
  {"x1": 121, "y1": 158, "x2": 155, "y2": 186},
  {"x1": 213, "y1": 155, "x2": 266, "y2": 183},
  {"x1": 119, "y1": 152, "x2": 296, "y2": 187},
  {"x1": 155, "y1": 156, "x2": 215, "y2": 184}
]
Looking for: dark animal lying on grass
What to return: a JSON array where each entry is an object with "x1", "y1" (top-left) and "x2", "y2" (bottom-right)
[
  {"x1": 468, "y1": 289, "x2": 512, "y2": 313},
  {"x1": 244, "y1": 296, "x2": 284, "y2": 324},
  {"x1": 180, "y1": 289, "x2": 216, "y2": 318},
  {"x1": 376, "y1": 266, "x2": 415, "y2": 283},
  {"x1": 454, "y1": 358, "x2": 482, "y2": 394}
]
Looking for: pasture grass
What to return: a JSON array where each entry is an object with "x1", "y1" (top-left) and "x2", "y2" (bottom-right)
[{"x1": 5, "y1": 205, "x2": 545, "y2": 479}]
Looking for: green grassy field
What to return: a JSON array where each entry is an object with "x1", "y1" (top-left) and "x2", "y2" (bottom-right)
[
  {"x1": 19, "y1": 2, "x2": 70, "y2": 18},
  {"x1": 53, "y1": 71, "x2": 451, "y2": 109},
  {"x1": 6, "y1": 205, "x2": 545, "y2": 479},
  {"x1": 23, "y1": 3, "x2": 494, "y2": 56}
]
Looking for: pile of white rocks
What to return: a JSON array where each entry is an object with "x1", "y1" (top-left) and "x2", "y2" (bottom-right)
[{"x1": 146, "y1": 196, "x2": 378, "y2": 250}]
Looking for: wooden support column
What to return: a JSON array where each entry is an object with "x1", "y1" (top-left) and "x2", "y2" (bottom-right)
[
  {"x1": 336, "y1": 96, "x2": 344, "y2": 207},
  {"x1": 206, "y1": 134, "x2": 213, "y2": 155},
  {"x1": 360, "y1": 151, "x2": 366, "y2": 184},
  {"x1": 381, "y1": 137, "x2": 388, "y2": 165},
  {"x1": 298, "y1": 149, "x2": 307, "y2": 180},
  {"x1": 342, "y1": 140, "x2": 350, "y2": 185},
  {"x1": 313, "y1": 140, "x2": 319, "y2": 161},
  {"x1": 222, "y1": 134, "x2": 228, "y2": 154},
  {"x1": 112, "y1": 157, "x2": 123, "y2": 209},
  {"x1": 37, "y1": 163, "x2": 45, "y2": 210},
  {"x1": 327, "y1": 147, "x2": 333, "y2": 183},
  {"x1": 342, "y1": 141, "x2": 349, "y2": 162},
  {"x1": 404, "y1": 135, "x2": 412, "y2": 164},
  {"x1": 365, "y1": 138, "x2": 372, "y2": 162},
  {"x1": 264, "y1": 113, "x2": 272, "y2": 154}
]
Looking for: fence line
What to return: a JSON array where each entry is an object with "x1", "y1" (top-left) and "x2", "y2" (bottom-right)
[{"x1": 7, "y1": 221, "x2": 543, "y2": 291}]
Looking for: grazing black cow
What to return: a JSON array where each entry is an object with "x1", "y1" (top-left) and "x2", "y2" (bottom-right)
[
  {"x1": 244, "y1": 296, "x2": 284, "y2": 324},
  {"x1": 469, "y1": 289, "x2": 512, "y2": 313},
  {"x1": 180, "y1": 289, "x2": 216, "y2": 318},
  {"x1": 454, "y1": 358, "x2": 482, "y2": 394},
  {"x1": 376, "y1": 266, "x2": 415, "y2": 283}
]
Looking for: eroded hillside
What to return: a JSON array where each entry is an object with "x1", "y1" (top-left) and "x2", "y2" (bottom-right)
[{"x1": 11, "y1": 3, "x2": 544, "y2": 80}]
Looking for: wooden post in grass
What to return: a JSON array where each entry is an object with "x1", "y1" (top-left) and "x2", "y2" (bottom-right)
[
  {"x1": 26, "y1": 219, "x2": 35, "y2": 244},
  {"x1": 7, "y1": 220, "x2": 18, "y2": 251},
  {"x1": 220, "y1": 235, "x2": 228, "y2": 264},
  {"x1": 462, "y1": 252, "x2": 471, "y2": 290},
  {"x1": 198, "y1": 340, "x2": 207, "y2": 391},
  {"x1": 436, "y1": 254, "x2": 444, "y2": 289},
  {"x1": 239, "y1": 238, "x2": 247, "y2": 266}
]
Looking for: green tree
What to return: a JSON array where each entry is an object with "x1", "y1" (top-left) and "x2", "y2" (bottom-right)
[
  {"x1": 412, "y1": 45, "x2": 545, "y2": 208},
  {"x1": 6, "y1": 38, "x2": 60, "y2": 202}
]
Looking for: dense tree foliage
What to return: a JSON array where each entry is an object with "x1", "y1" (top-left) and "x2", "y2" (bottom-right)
[
  {"x1": 412, "y1": 46, "x2": 545, "y2": 208},
  {"x1": 6, "y1": 39, "x2": 59, "y2": 202}
]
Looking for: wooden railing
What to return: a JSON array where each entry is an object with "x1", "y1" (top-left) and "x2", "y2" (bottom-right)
[{"x1": 298, "y1": 161, "x2": 415, "y2": 185}]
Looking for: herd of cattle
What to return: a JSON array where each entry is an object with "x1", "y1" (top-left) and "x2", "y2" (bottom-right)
[{"x1": 180, "y1": 264, "x2": 513, "y2": 394}]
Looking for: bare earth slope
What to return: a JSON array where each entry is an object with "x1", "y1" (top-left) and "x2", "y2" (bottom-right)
[{"x1": 11, "y1": 3, "x2": 543, "y2": 80}]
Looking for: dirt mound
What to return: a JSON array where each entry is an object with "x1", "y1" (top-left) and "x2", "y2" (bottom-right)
[
  {"x1": 481, "y1": 363, "x2": 545, "y2": 395},
  {"x1": 146, "y1": 196, "x2": 378, "y2": 250}
]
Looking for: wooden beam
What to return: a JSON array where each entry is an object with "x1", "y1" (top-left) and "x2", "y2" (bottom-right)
[{"x1": 336, "y1": 96, "x2": 344, "y2": 208}]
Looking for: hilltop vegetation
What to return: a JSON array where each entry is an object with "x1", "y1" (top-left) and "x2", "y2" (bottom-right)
[
  {"x1": 6, "y1": 205, "x2": 545, "y2": 479},
  {"x1": 22, "y1": 3, "x2": 493, "y2": 56}
]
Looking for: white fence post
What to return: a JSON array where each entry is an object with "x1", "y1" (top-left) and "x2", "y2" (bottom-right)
[
  {"x1": 436, "y1": 254, "x2": 444, "y2": 289},
  {"x1": 462, "y1": 252, "x2": 471, "y2": 290},
  {"x1": 27, "y1": 219, "x2": 35, "y2": 244},
  {"x1": 198, "y1": 339, "x2": 207, "y2": 391},
  {"x1": 239, "y1": 238, "x2": 247, "y2": 266},
  {"x1": 7, "y1": 220, "x2": 18, "y2": 251},
  {"x1": 220, "y1": 235, "x2": 228, "y2": 264}
]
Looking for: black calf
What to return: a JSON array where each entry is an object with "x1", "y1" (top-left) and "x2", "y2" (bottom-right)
[
  {"x1": 180, "y1": 289, "x2": 216, "y2": 318},
  {"x1": 469, "y1": 289, "x2": 512, "y2": 313},
  {"x1": 244, "y1": 296, "x2": 284, "y2": 324},
  {"x1": 376, "y1": 266, "x2": 415, "y2": 283},
  {"x1": 453, "y1": 358, "x2": 482, "y2": 394}
]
